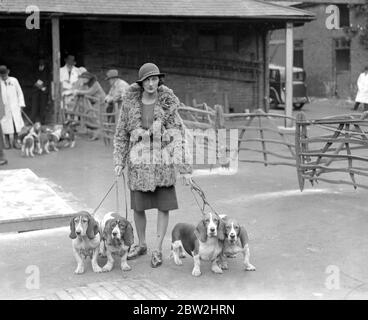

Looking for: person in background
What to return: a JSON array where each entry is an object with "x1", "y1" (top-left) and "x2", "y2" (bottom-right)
[
  {"x1": 353, "y1": 66, "x2": 368, "y2": 111},
  {"x1": 104, "y1": 69, "x2": 129, "y2": 124},
  {"x1": 60, "y1": 54, "x2": 80, "y2": 92},
  {"x1": 71, "y1": 67, "x2": 88, "y2": 91},
  {"x1": 31, "y1": 58, "x2": 49, "y2": 124},
  {"x1": 104, "y1": 69, "x2": 129, "y2": 110},
  {"x1": 113, "y1": 63, "x2": 192, "y2": 268},
  {"x1": 0, "y1": 83, "x2": 8, "y2": 165},
  {"x1": 60, "y1": 55, "x2": 81, "y2": 110},
  {"x1": 0, "y1": 65, "x2": 25, "y2": 150},
  {"x1": 73, "y1": 72, "x2": 106, "y2": 140},
  {"x1": 73, "y1": 71, "x2": 106, "y2": 106}
]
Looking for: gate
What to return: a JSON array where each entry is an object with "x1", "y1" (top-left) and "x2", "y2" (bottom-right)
[{"x1": 295, "y1": 111, "x2": 368, "y2": 191}]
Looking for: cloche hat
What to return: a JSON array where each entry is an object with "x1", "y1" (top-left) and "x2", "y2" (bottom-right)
[{"x1": 136, "y1": 63, "x2": 165, "y2": 83}]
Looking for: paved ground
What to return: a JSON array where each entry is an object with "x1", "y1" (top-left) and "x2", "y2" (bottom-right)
[{"x1": 1, "y1": 98, "x2": 368, "y2": 300}]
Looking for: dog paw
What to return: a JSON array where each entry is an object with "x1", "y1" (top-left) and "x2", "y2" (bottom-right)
[
  {"x1": 174, "y1": 258, "x2": 183, "y2": 266},
  {"x1": 192, "y1": 268, "x2": 201, "y2": 277},
  {"x1": 219, "y1": 261, "x2": 228, "y2": 270},
  {"x1": 211, "y1": 265, "x2": 223, "y2": 274},
  {"x1": 244, "y1": 264, "x2": 256, "y2": 271},
  {"x1": 74, "y1": 266, "x2": 85, "y2": 274},
  {"x1": 93, "y1": 266, "x2": 103, "y2": 273},
  {"x1": 121, "y1": 264, "x2": 132, "y2": 272}
]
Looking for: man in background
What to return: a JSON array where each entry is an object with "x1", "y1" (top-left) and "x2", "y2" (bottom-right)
[
  {"x1": 0, "y1": 65, "x2": 25, "y2": 150},
  {"x1": 60, "y1": 54, "x2": 81, "y2": 110},
  {"x1": 0, "y1": 81, "x2": 8, "y2": 165},
  {"x1": 353, "y1": 66, "x2": 368, "y2": 111},
  {"x1": 31, "y1": 58, "x2": 49, "y2": 124}
]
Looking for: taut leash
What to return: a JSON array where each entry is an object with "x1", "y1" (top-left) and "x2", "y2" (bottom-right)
[
  {"x1": 92, "y1": 174, "x2": 129, "y2": 219},
  {"x1": 188, "y1": 178, "x2": 220, "y2": 217},
  {"x1": 92, "y1": 180, "x2": 117, "y2": 216}
]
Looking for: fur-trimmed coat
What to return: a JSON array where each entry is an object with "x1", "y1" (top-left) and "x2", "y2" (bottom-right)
[{"x1": 113, "y1": 84, "x2": 192, "y2": 192}]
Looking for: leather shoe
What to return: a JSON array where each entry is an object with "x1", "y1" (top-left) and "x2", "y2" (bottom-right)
[
  {"x1": 3, "y1": 137, "x2": 11, "y2": 149},
  {"x1": 0, "y1": 159, "x2": 8, "y2": 166},
  {"x1": 13, "y1": 140, "x2": 21, "y2": 150}
]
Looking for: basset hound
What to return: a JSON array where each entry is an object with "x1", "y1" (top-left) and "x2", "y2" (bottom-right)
[
  {"x1": 218, "y1": 216, "x2": 256, "y2": 271},
  {"x1": 171, "y1": 212, "x2": 225, "y2": 277},
  {"x1": 99, "y1": 212, "x2": 134, "y2": 272},
  {"x1": 69, "y1": 211, "x2": 102, "y2": 274}
]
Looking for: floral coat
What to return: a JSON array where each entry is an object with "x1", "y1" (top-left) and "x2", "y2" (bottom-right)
[{"x1": 113, "y1": 83, "x2": 192, "y2": 192}]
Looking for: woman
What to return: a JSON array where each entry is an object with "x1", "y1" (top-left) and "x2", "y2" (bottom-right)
[
  {"x1": 113, "y1": 63, "x2": 192, "y2": 268},
  {"x1": 73, "y1": 71, "x2": 106, "y2": 104}
]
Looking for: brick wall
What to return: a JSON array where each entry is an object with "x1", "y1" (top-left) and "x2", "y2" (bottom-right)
[
  {"x1": 270, "y1": 4, "x2": 368, "y2": 99},
  {"x1": 82, "y1": 20, "x2": 262, "y2": 112}
]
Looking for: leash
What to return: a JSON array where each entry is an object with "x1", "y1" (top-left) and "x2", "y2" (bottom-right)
[
  {"x1": 92, "y1": 180, "x2": 117, "y2": 216},
  {"x1": 188, "y1": 178, "x2": 220, "y2": 217},
  {"x1": 92, "y1": 173, "x2": 129, "y2": 220},
  {"x1": 21, "y1": 109, "x2": 34, "y2": 126},
  {"x1": 115, "y1": 173, "x2": 129, "y2": 220}
]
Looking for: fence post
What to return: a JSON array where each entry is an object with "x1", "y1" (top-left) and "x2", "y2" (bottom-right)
[
  {"x1": 295, "y1": 112, "x2": 306, "y2": 191},
  {"x1": 215, "y1": 104, "x2": 225, "y2": 130}
]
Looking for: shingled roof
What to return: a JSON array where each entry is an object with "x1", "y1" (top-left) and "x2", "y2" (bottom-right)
[{"x1": 0, "y1": 0, "x2": 314, "y2": 20}]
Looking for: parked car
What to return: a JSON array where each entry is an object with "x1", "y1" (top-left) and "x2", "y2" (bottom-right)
[{"x1": 269, "y1": 63, "x2": 309, "y2": 110}]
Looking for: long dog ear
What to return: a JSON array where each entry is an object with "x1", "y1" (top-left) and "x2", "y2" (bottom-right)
[
  {"x1": 194, "y1": 220, "x2": 207, "y2": 243},
  {"x1": 102, "y1": 221, "x2": 110, "y2": 241},
  {"x1": 123, "y1": 220, "x2": 134, "y2": 247},
  {"x1": 239, "y1": 225, "x2": 249, "y2": 248},
  {"x1": 217, "y1": 218, "x2": 226, "y2": 241},
  {"x1": 86, "y1": 215, "x2": 99, "y2": 240},
  {"x1": 69, "y1": 217, "x2": 76, "y2": 239}
]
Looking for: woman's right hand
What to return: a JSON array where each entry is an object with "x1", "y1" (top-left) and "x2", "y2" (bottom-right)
[{"x1": 115, "y1": 165, "x2": 124, "y2": 176}]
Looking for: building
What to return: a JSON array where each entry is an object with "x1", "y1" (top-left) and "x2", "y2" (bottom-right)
[
  {"x1": 268, "y1": 0, "x2": 368, "y2": 99},
  {"x1": 0, "y1": 0, "x2": 313, "y2": 116}
]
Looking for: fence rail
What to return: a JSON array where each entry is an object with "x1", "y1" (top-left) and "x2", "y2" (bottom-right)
[
  {"x1": 295, "y1": 111, "x2": 368, "y2": 191},
  {"x1": 61, "y1": 95, "x2": 119, "y2": 145},
  {"x1": 225, "y1": 109, "x2": 297, "y2": 167}
]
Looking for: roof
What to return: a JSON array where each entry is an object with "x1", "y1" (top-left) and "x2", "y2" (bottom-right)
[
  {"x1": 266, "y1": 0, "x2": 365, "y2": 4},
  {"x1": 0, "y1": 0, "x2": 314, "y2": 20},
  {"x1": 268, "y1": 1, "x2": 303, "y2": 6}
]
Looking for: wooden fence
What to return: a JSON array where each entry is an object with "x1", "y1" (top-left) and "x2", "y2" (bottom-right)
[
  {"x1": 61, "y1": 95, "x2": 119, "y2": 145},
  {"x1": 224, "y1": 109, "x2": 297, "y2": 167},
  {"x1": 295, "y1": 111, "x2": 368, "y2": 191}
]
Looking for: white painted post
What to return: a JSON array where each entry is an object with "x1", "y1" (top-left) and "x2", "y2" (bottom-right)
[{"x1": 285, "y1": 21, "x2": 294, "y2": 128}]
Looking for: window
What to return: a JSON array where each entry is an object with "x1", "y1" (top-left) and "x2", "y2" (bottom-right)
[
  {"x1": 293, "y1": 40, "x2": 303, "y2": 68},
  {"x1": 334, "y1": 38, "x2": 350, "y2": 72},
  {"x1": 337, "y1": 4, "x2": 350, "y2": 28}
]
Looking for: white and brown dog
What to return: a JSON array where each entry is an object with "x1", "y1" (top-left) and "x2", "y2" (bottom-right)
[
  {"x1": 69, "y1": 211, "x2": 102, "y2": 274},
  {"x1": 99, "y1": 212, "x2": 134, "y2": 272},
  {"x1": 218, "y1": 216, "x2": 256, "y2": 272},
  {"x1": 171, "y1": 212, "x2": 225, "y2": 277},
  {"x1": 21, "y1": 132, "x2": 36, "y2": 157}
]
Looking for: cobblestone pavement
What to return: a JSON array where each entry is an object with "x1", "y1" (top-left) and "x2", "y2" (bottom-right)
[{"x1": 30, "y1": 278, "x2": 177, "y2": 300}]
